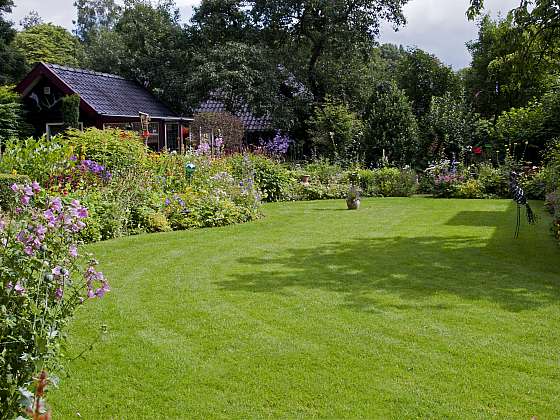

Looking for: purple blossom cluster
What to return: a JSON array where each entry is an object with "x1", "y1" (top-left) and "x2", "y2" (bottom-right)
[
  {"x1": 260, "y1": 131, "x2": 292, "y2": 157},
  {"x1": 84, "y1": 260, "x2": 110, "y2": 299},
  {"x1": 79, "y1": 159, "x2": 112, "y2": 181},
  {"x1": 165, "y1": 195, "x2": 189, "y2": 213},
  {"x1": 3, "y1": 183, "x2": 109, "y2": 301},
  {"x1": 196, "y1": 142, "x2": 211, "y2": 156}
]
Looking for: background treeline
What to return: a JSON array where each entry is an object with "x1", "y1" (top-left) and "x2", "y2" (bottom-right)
[{"x1": 1, "y1": 0, "x2": 560, "y2": 169}]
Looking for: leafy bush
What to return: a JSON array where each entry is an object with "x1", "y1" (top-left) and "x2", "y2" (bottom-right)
[
  {"x1": 307, "y1": 97, "x2": 364, "y2": 165},
  {"x1": 369, "y1": 167, "x2": 417, "y2": 197},
  {"x1": 304, "y1": 159, "x2": 344, "y2": 184},
  {"x1": 63, "y1": 128, "x2": 148, "y2": 171},
  {"x1": 289, "y1": 181, "x2": 347, "y2": 201},
  {"x1": 455, "y1": 179, "x2": 485, "y2": 199},
  {"x1": 477, "y1": 164, "x2": 509, "y2": 198},
  {"x1": 0, "y1": 136, "x2": 73, "y2": 184},
  {"x1": 228, "y1": 154, "x2": 292, "y2": 202},
  {"x1": 0, "y1": 182, "x2": 109, "y2": 417}
]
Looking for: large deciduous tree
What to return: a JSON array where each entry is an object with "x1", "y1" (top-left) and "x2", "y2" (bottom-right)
[
  {"x1": 396, "y1": 47, "x2": 461, "y2": 118},
  {"x1": 74, "y1": 0, "x2": 122, "y2": 43},
  {"x1": 465, "y1": 14, "x2": 556, "y2": 119},
  {"x1": 14, "y1": 24, "x2": 85, "y2": 69},
  {"x1": 0, "y1": 0, "x2": 25, "y2": 84}
]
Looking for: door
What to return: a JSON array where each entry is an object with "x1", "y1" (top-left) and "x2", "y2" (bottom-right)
[{"x1": 165, "y1": 123, "x2": 180, "y2": 152}]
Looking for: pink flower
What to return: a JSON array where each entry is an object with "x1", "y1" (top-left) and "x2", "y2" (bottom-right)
[{"x1": 10, "y1": 184, "x2": 19, "y2": 192}]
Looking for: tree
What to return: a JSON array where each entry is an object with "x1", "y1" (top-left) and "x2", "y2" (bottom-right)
[
  {"x1": 396, "y1": 47, "x2": 461, "y2": 117},
  {"x1": 84, "y1": 0, "x2": 190, "y2": 113},
  {"x1": 465, "y1": 15, "x2": 556, "y2": 119},
  {"x1": 248, "y1": 0, "x2": 410, "y2": 102},
  {"x1": 307, "y1": 97, "x2": 364, "y2": 165},
  {"x1": 74, "y1": 0, "x2": 121, "y2": 43},
  {"x1": 423, "y1": 92, "x2": 479, "y2": 161},
  {"x1": 14, "y1": 24, "x2": 85, "y2": 68},
  {"x1": 468, "y1": 1, "x2": 560, "y2": 58},
  {"x1": 0, "y1": 0, "x2": 25, "y2": 84},
  {"x1": 363, "y1": 82, "x2": 419, "y2": 166}
]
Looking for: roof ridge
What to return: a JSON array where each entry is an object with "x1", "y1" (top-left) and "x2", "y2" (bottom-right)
[{"x1": 44, "y1": 63, "x2": 126, "y2": 80}]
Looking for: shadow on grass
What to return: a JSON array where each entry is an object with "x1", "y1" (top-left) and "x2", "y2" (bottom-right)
[{"x1": 218, "y1": 208, "x2": 559, "y2": 313}]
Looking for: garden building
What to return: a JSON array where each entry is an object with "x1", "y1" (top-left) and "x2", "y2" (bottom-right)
[{"x1": 15, "y1": 62, "x2": 192, "y2": 151}]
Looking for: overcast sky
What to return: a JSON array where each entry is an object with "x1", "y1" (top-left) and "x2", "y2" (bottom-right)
[{"x1": 9, "y1": 0, "x2": 519, "y2": 70}]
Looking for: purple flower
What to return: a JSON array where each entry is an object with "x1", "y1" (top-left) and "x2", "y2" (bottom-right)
[
  {"x1": 24, "y1": 246, "x2": 34, "y2": 255},
  {"x1": 52, "y1": 266, "x2": 63, "y2": 276},
  {"x1": 14, "y1": 282, "x2": 25, "y2": 295},
  {"x1": 20, "y1": 195, "x2": 30, "y2": 206},
  {"x1": 77, "y1": 207, "x2": 88, "y2": 219},
  {"x1": 55, "y1": 288, "x2": 63, "y2": 300},
  {"x1": 71, "y1": 199, "x2": 81, "y2": 208},
  {"x1": 50, "y1": 198, "x2": 62, "y2": 212},
  {"x1": 35, "y1": 224, "x2": 47, "y2": 237},
  {"x1": 10, "y1": 184, "x2": 19, "y2": 192},
  {"x1": 0, "y1": 219, "x2": 5, "y2": 231},
  {"x1": 23, "y1": 185, "x2": 33, "y2": 196},
  {"x1": 69, "y1": 244, "x2": 78, "y2": 258}
]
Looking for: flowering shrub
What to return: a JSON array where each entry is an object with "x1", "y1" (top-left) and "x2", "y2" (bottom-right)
[
  {"x1": 433, "y1": 173, "x2": 465, "y2": 198},
  {"x1": 0, "y1": 183, "x2": 109, "y2": 417},
  {"x1": 260, "y1": 131, "x2": 292, "y2": 159},
  {"x1": 48, "y1": 158, "x2": 112, "y2": 194}
]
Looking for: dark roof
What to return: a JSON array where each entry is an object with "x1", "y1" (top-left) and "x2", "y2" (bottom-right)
[
  {"x1": 45, "y1": 63, "x2": 177, "y2": 118},
  {"x1": 196, "y1": 99, "x2": 272, "y2": 132}
]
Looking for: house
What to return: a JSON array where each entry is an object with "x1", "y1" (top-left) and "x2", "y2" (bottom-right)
[{"x1": 15, "y1": 62, "x2": 192, "y2": 151}]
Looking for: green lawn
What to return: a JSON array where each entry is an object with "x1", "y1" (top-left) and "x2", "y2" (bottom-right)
[{"x1": 50, "y1": 198, "x2": 560, "y2": 418}]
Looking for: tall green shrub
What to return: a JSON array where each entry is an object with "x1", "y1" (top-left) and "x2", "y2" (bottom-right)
[
  {"x1": 364, "y1": 82, "x2": 419, "y2": 166},
  {"x1": 61, "y1": 94, "x2": 81, "y2": 129},
  {"x1": 307, "y1": 97, "x2": 364, "y2": 166},
  {"x1": 0, "y1": 85, "x2": 22, "y2": 146}
]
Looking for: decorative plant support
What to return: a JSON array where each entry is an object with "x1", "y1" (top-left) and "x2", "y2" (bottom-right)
[
  {"x1": 347, "y1": 172, "x2": 361, "y2": 210},
  {"x1": 139, "y1": 112, "x2": 151, "y2": 146}
]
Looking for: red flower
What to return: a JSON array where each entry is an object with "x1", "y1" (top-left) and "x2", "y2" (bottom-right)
[{"x1": 472, "y1": 146, "x2": 483, "y2": 155}]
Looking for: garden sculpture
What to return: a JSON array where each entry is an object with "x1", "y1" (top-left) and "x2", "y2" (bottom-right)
[{"x1": 510, "y1": 171, "x2": 537, "y2": 238}]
